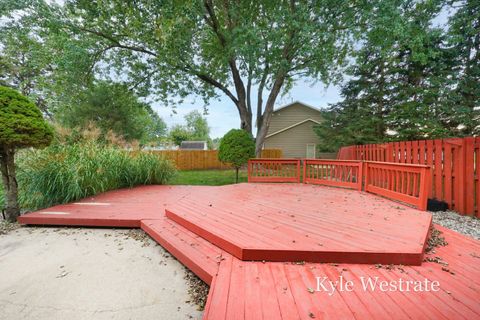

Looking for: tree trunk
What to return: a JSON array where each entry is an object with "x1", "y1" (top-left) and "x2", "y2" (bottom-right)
[
  {"x1": 0, "y1": 148, "x2": 20, "y2": 222},
  {"x1": 235, "y1": 167, "x2": 239, "y2": 183},
  {"x1": 255, "y1": 75, "x2": 286, "y2": 156},
  {"x1": 238, "y1": 103, "x2": 253, "y2": 134}
]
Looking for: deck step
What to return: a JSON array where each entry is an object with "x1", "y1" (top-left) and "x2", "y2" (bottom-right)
[
  {"x1": 140, "y1": 217, "x2": 227, "y2": 285},
  {"x1": 165, "y1": 201, "x2": 429, "y2": 265},
  {"x1": 202, "y1": 226, "x2": 480, "y2": 320}
]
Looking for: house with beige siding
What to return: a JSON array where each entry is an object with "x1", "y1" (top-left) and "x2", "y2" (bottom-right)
[{"x1": 263, "y1": 101, "x2": 326, "y2": 158}]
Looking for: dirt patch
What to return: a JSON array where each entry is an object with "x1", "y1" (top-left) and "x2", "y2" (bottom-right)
[
  {"x1": 425, "y1": 226, "x2": 448, "y2": 254},
  {"x1": 184, "y1": 270, "x2": 209, "y2": 311},
  {"x1": 0, "y1": 221, "x2": 20, "y2": 235},
  {"x1": 120, "y1": 229, "x2": 152, "y2": 247}
]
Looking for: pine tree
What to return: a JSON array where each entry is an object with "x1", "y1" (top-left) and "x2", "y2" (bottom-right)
[
  {"x1": 445, "y1": 0, "x2": 480, "y2": 135},
  {"x1": 315, "y1": 0, "x2": 473, "y2": 149}
]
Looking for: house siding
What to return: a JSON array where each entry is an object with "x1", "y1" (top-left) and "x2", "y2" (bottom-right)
[
  {"x1": 267, "y1": 102, "x2": 323, "y2": 135},
  {"x1": 264, "y1": 120, "x2": 321, "y2": 158}
]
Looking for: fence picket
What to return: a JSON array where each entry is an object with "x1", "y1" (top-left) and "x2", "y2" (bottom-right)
[
  {"x1": 142, "y1": 149, "x2": 282, "y2": 171},
  {"x1": 476, "y1": 138, "x2": 480, "y2": 217},
  {"x1": 337, "y1": 137, "x2": 479, "y2": 216}
]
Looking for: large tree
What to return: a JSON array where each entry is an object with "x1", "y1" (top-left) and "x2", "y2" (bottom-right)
[
  {"x1": 185, "y1": 110, "x2": 211, "y2": 142},
  {"x1": 0, "y1": 6, "x2": 55, "y2": 116},
  {"x1": 168, "y1": 110, "x2": 211, "y2": 146},
  {"x1": 57, "y1": 82, "x2": 167, "y2": 143},
  {"x1": 445, "y1": 0, "x2": 480, "y2": 135},
  {"x1": 315, "y1": 0, "x2": 476, "y2": 149},
  {"x1": 24, "y1": 0, "x2": 369, "y2": 155}
]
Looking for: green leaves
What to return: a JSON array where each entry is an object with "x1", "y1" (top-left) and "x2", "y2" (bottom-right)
[
  {"x1": 168, "y1": 110, "x2": 211, "y2": 146},
  {"x1": 16, "y1": 142, "x2": 176, "y2": 210},
  {"x1": 315, "y1": 0, "x2": 479, "y2": 149},
  {"x1": 0, "y1": 86, "x2": 54, "y2": 149},
  {"x1": 184, "y1": 110, "x2": 211, "y2": 141},
  {"x1": 218, "y1": 129, "x2": 255, "y2": 169},
  {"x1": 56, "y1": 82, "x2": 167, "y2": 144}
]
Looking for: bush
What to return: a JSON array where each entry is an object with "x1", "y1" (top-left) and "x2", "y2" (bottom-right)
[
  {"x1": 14, "y1": 141, "x2": 176, "y2": 210},
  {"x1": 218, "y1": 129, "x2": 255, "y2": 183},
  {"x1": 0, "y1": 86, "x2": 53, "y2": 221},
  {"x1": 0, "y1": 86, "x2": 53, "y2": 149}
]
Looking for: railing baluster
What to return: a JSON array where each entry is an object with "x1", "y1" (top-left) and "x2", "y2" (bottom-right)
[{"x1": 363, "y1": 161, "x2": 431, "y2": 210}]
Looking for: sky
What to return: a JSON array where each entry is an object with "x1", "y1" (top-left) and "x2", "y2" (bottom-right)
[{"x1": 152, "y1": 80, "x2": 343, "y2": 139}]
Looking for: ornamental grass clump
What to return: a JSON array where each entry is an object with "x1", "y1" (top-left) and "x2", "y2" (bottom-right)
[{"x1": 16, "y1": 140, "x2": 176, "y2": 210}]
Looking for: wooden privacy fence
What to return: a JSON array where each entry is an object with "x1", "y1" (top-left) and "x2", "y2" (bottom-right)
[
  {"x1": 144, "y1": 149, "x2": 282, "y2": 170},
  {"x1": 248, "y1": 159, "x2": 431, "y2": 210},
  {"x1": 248, "y1": 159, "x2": 301, "y2": 183},
  {"x1": 303, "y1": 160, "x2": 363, "y2": 191},
  {"x1": 337, "y1": 137, "x2": 480, "y2": 216},
  {"x1": 365, "y1": 162, "x2": 431, "y2": 211}
]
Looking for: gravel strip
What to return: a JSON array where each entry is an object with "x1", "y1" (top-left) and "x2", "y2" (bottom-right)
[
  {"x1": 431, "y1": 210, "x2": 480, "y2": 240},
  {"x1": 0, "y1": 221, "x2": 20, "y2": 235}
]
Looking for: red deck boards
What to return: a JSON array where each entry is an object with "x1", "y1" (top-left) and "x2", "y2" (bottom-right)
[
  {"x1": 141, "y1": 217, "x2": 226, "y2": 285},
  {"x1": 17, "y1": 184, "x2": 480, "y2": 319},
  {"x1": 18, "y1": 185, "x2": 200, "y2": 227},
  {"x1": 204, "y1": 225, "x2": 480, "y2": 320},
  {"x1": 166, "y1": 183, "x2": 431, "y2": 265}
]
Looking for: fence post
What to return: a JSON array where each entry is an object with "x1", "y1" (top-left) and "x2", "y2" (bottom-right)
[
  {"x1": 464, "y1": 137, "x2": 475, "y2": 215},
  {"x1": 447, "y1": 138, "x2": 466, "y2": 214},
  {"x1": 456, "y1": 138, "x2": 466, "y2": 214}
]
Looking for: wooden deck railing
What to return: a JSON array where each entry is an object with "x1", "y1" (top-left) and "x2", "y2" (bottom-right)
[
  {"x1": 248, "y1": 159, "x2": 432, "y2": 210},
  {"x1": 364, "y1": 162, "x2": 431, "y2": 210},
  {"x1": 248, "y1": 159, "x2": 301, "y2": 183},
  {"x1": 303, "y1": 160, "x2": 363, "y2": 190},
  {"x1": 337, "y1": 137, "x2": 480, "y2": 216}
]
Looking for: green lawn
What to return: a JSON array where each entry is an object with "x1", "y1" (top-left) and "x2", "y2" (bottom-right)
[{"x1": 170, "y1": 169, "x2": 247, "y2": 186}]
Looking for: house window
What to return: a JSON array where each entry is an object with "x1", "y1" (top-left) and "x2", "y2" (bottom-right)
[{"x1": 306, "y1": 144, "x2": 316, "y2": 158}]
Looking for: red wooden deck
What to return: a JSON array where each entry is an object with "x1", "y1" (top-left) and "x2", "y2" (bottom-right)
[
  {"x1": 18, "y1": 184, "x2": 480, "y2": 319},
  {"x1": 165, "y1": 184, "x2": 431, "y2": 265},
  {"x1": 205, "y1": 226, "x2": 480, "y2": 320}
]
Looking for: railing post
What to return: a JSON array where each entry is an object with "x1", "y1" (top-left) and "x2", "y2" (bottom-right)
[
  {"x1": 364, "y1": 162, "x2": 369, "y2": 192},
  {"x1": 247, "y1": 160, "x2": 251, "y2": 183},
  {"x1": 303, "y1": 159, "x2": 307, "y2": 183},
  {"x1": 358, "y1": 162, "x2": 364, "y2": 191},
  {"x1": 418, "y1": 167, "x2": 431, "y2": 211},
  {"x1": 297, "y1": 159, "x2": 301, "y2": 183}
]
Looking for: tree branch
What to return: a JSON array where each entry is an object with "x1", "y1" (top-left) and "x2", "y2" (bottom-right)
[
  {"x1": 203, "y1": 0, "x2": 246, "y2": 113},
  {"x1": 256, "y1": 60, "x2": 269, "y2": 127},
  {"x1": 72, "y1": 24, "x2": 240, "y2": 106},
  {"x1": 182, "y1": 63, "x2": 239, "y2": 105},
  {"x1": 74, "y1": 26, "x2": 158, "y2": 57},
  {"x1": 246, "y1": 70, "x2": 252, "y2": 114}
]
